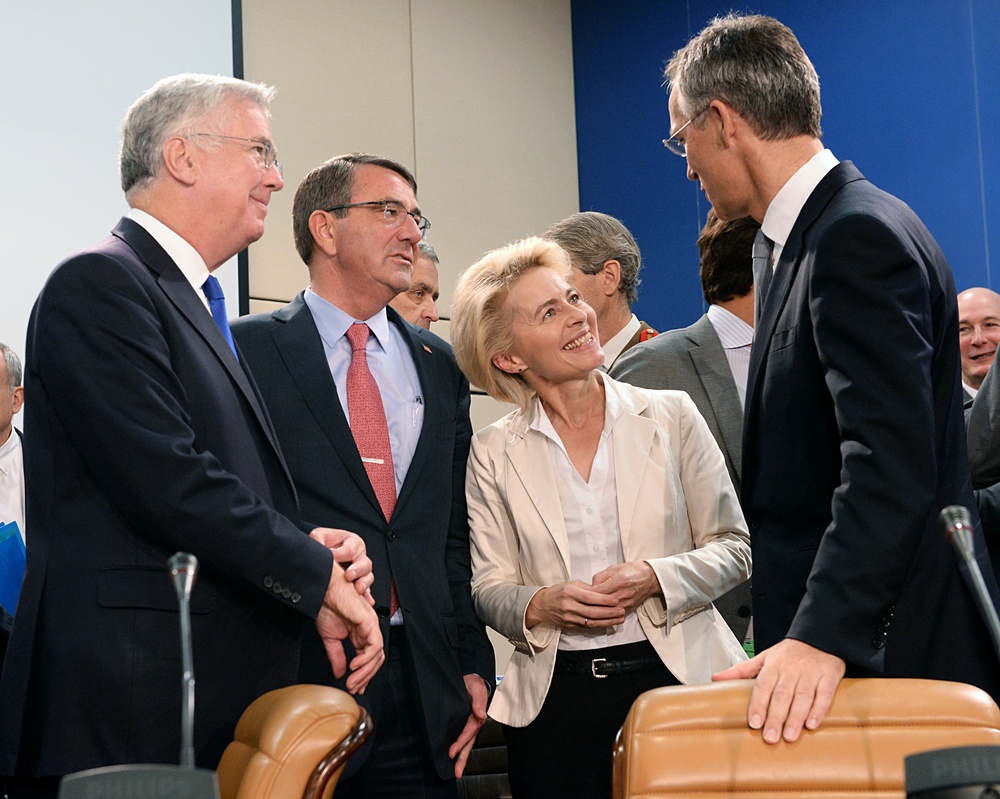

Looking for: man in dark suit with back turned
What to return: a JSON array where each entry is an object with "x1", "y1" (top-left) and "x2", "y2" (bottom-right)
[
  {"x1": 612, "y1": 210, "x2": 757, "y2": 643},
  {"x1": 664, "y1": 13, "x2": 1000, "y2": 746},
  {"x1": 0, "y1": 75, "x2": 382, "y2": 799},
  {"x1": 232, "y1": 153, "x2": 494, "y2": 799}
]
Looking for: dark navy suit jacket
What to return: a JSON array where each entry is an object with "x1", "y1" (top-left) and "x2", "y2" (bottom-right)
[
  {"x1": 743, "y1": 162, "x2": 1000, "y2": 699},
  {"x1": 0, "y1": 219, "x2": 334, "y2": 777},
  {"x1": 232, "y1": 295, "x2": 494, "y2": 780}
]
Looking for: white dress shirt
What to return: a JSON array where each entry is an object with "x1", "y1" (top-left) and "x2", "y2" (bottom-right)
[
  {"x1": 127, "y1": 208, "x2": 212, "y2": 314},
  {"x1": 707, "y1": 305, "x2": 753, "y2": 408},
  {"x1": 0, "y1": 430, "x2": 25, "y2": 544},
  {"x1": 528, "y1": 377, "x2": 647, "y2": 650},
  {"x1": 601, "y1": 314, "x2": 641, "y2": 370},
  {"x1": 760, "y1": 149, "x2": 840, "y2": 268}
]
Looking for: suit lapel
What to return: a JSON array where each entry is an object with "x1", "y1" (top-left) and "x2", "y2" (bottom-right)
[
  {"x1": 610, "y1": 385, "x2": 657, "y2": 552},
  {"x1": 391, "y1": 312, "x2": 439, "y2": 513},
  {"x1": 745, "y1": 162, "x2": 865, "y2": 424},
  {"x1": 269, "y1": 295, "x2": 383, "y2": 515},
  {"x1": 113, "y1": 219, "x2": 293, "y2": 483},
  {"x1": 505, "y1": 414, "x2": 573, "y2": 572},
  {"x1": 687, "y1": 316, "x2": 744, "y2": 480}
]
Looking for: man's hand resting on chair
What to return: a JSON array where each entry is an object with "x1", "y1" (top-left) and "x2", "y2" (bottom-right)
[{"x1": 713, "y1": 638, "x2": 846, "y2": 743}]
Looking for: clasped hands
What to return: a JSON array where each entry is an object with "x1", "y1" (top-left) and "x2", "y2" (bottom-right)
[
  {"x1": 527, "y1": 565, "x2": 849, "y2": 746},
  {"x1": 309, "y1": 528, "x2": 384, "y2": 695},
  {"x1": 525, "y1": 561, "x2": 660, "y2": 630}
]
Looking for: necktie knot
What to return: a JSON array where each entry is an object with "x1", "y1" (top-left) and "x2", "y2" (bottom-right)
[
  {"x1": 346, "y1": 323, "x2": 371, "y2": 353},
  {"x1": 202, "y1": 275, "x2": 224, "y2": 302},
  {"x1": 753, "y1": 231, "x2": 773, "y2": 260}
]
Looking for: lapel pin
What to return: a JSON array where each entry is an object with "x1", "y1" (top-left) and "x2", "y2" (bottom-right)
[{"x1": 422, "y1": 345, "x2": 432, "y2": 354}]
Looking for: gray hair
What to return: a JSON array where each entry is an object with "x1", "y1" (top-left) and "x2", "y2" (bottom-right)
[
  {"x1": 542, "y1": 211, "x2": 642, "y2": 306},
  {"x1": 0, "y1": 343, "x2": 22, "y2": 390},
  {"x1": 665, "y1": 13, "x2": 822, "y2": 141},
  {"x1": 418, "y1": 242, "x2": 439, "y2": 265},
  {"x1": 452, "y1": 237, "x2": 571, "y2": 410},
  {"x1": 120, "y1": 73, "x2": 276, "y2": 198},
  {"x1": 292, "y1": 153, "x2": 418, "y2": 265}
]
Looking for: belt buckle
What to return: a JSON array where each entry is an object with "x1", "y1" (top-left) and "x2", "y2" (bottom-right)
[{"x1": 591, "y1": 657, "x2": 608, "y2": 679}]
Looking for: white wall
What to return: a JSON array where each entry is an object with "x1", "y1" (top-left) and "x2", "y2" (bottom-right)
[{"x1": 2, "y1": 1, "x2": 237, "y2": 427}]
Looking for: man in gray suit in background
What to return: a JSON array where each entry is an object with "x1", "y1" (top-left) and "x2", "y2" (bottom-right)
[{"x1": 612, "y1": 210, "x2": 758, "y2": 642}]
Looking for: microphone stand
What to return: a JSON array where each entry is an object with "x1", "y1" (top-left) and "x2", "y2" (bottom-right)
[
  {"x1": 901, "y1": 507, "x2": 1000, "y2": 797},
  {"x1": 57, "y1": 552, "x2": 219, "y2": 798},
  {"x1": 940, "y1": 505, "x2": 1000, "y2": 663},
  {"x1": 169, "y1": 552, "x2": 198, "y2": 769}
]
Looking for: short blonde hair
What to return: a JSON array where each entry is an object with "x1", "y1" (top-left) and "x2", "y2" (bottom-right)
[{"x1": 452, "y1": 237, "x2": 571, "y2": 410}]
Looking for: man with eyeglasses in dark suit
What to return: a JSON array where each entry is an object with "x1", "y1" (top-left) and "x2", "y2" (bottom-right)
[
  {"x1": 233, "y1": 153, "x2": 495, "y2": 799},
  {"x1": 664, "y1": 13, "x2": 1000, "y2": 748}
]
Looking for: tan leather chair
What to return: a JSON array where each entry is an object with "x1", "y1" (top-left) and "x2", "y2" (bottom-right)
[
  {"x1": 613, "y1": 678, "x2": 1000, "y2": 799},
  {"x1": 217, "y1": 684, "x2": 370, "y2": 799}
]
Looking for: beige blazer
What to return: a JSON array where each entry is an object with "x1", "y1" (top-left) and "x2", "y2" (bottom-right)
[{"x1": 467, "y1": 376, "x2": 751, "y2": 727}]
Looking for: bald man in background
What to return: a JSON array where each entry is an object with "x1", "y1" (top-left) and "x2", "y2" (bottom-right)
[
  {"x1": 958, "y1": 287, "x2": 1000, "y2": 581},
  {"x1": 958, "y1": 287, "x2": 1000, "y2": 402}
]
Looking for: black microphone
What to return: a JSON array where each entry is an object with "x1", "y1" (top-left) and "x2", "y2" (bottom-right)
[
  {"x1": 168, "y1": 552, "x2": 198, "y2": 769},
  {"x1": 940, "y1": 505, "x2": 1000, "y2": 663},
  {"x1": 58, "y1": 553, "x2": 219, "y2": 798}
]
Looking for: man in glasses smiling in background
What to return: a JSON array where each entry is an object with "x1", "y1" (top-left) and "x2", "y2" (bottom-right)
[{"x1": 233, "y1": 153, "x2": 495, "y2": 799}]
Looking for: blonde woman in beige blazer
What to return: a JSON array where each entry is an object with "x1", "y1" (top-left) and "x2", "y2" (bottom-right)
[{"x1": 452, "y1": 237, "x2": 751, "y2": 799}]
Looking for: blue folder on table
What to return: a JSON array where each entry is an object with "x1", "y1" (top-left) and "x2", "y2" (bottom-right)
[{"x1": 0, "y1": 521, "x2": 26, "y2": 615}]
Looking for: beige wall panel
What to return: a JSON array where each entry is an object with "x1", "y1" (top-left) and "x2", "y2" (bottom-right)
[
  {"x1": 242, "y1": 0, "x2": 417, "y2": 303},
  {"x1": 248, "y1": 298, "x2": 287, "y2": 315},
  {"x1": 470, "y1": 393, "x2": 516, "y2": 436},
  {"x1": 410, "y1": 0, "x2": 579, "y2": 316}
]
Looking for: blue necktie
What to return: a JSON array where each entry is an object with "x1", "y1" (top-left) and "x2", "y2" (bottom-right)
[{"x1": 202, "y1": 275, "x2": 238, "y2": 358}]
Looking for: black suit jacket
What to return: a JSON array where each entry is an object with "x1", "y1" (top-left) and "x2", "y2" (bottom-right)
[
  {"x1": 0, "y1": 219, "x2": 334, "y2": 777},
  {"x1": 232, "y1": 294, "x2": 494, "y2": 780},
  {"x1": 743, "y1": 162, "x2": 1000, "y2": 698}
]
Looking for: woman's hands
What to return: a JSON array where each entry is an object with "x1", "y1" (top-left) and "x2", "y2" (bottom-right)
[
  {"x1": 591, "y1": 561, "x2": 660, "y2": 612},
  {"x1": 525, "y1": 561, "x2": 659, "y2": 631},
  {"x1": 526, "y1": 581, "x2": 625, "y2": 630}
]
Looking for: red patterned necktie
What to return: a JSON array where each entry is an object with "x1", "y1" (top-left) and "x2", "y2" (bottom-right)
[{"x1": 345, "y1": 323, "x2": 399, "y2": 615}]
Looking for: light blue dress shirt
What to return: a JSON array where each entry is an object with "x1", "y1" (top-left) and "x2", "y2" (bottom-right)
[{"x1": 303, "y1": 289, "x2": 424, "y2": 494}]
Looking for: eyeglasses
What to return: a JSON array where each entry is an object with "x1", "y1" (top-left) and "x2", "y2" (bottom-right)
[
  {"x1": 324, "y1": 200, "x2": 430, "y2": 239},
  {"x1": 662, "y1": 108, "x2": 708, "y2": 157},
  {"x1": 188, "y1": 133, "x2": 282, "y2": 176}
]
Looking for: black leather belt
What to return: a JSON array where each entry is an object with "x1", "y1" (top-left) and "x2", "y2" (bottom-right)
[{"x1": 554, "y1": 653, "x2": 663, "y2": 679}]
